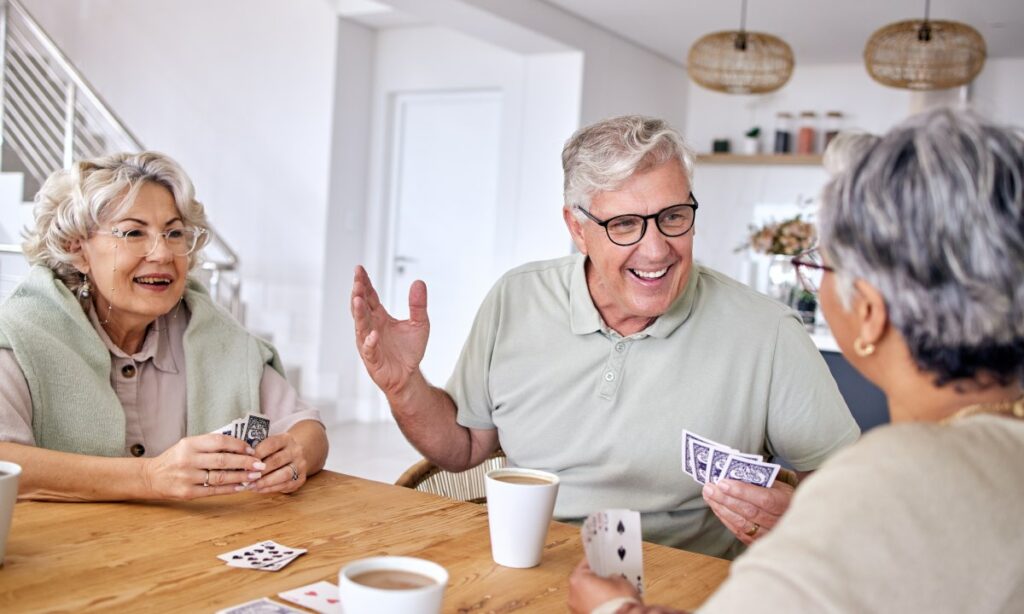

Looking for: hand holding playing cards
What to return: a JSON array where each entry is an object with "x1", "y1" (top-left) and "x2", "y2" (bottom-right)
[
  {"x1": 142, "y1": 434, "x2": 264, "y2": 500},
  {"x1": 248, "y1": 433, "x2": 307, "y2": 494},
  {"x1": 702, "y1": 478, "x2": 795, "y2": 545},
  {"x1": 568, "y1": 559, "x2": 639, "y2": 614},
  {"x1": 351, "y1": 265, "x2": 429, "y2": 397}
]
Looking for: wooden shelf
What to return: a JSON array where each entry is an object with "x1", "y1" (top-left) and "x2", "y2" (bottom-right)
[{"x1": 697, "y1": 153, "x2": 823, "y2": 166}]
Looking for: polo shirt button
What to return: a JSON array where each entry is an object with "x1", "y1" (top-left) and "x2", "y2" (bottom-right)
[
  {"x1": 121, "y1": 364, "x2": 136, "y2": 378},
  {"x1": 615, "y1": 342, "x2": 626, "y2": 352},
  {"x1": 129, "y1": 443, "x2": 145, "y2": 457},
  {"x1": 603, "y1": 371, "x2": 615, "y2": 382}
]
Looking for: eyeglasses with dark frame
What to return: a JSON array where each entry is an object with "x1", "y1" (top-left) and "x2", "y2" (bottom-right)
[
  {"x1": 574, "y1": 193, "x2": 699, "y2": 247},
  {"x1": 791, "y1": 247, "x2": 835, "y2": 295}
]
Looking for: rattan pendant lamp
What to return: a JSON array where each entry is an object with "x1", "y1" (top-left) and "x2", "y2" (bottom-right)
[
  {"x1": 686, "y1": 0, "x2": 794, "y2": 94},
  {"x1": 864, "y1": 0, "x2": 986, "y2": 90}
]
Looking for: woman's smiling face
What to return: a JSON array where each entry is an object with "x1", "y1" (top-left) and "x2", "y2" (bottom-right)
[{"x1": 74, "y1": 181, "x2": 190, "y2": 332}]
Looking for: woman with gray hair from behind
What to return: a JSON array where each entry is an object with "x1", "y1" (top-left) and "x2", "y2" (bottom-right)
[
  {"x1": 569, "y1": 107, "x2": 1024, "y2": 613},
  {"x1": 0, "y1": 152, "x2": 328, "y2": 501}
]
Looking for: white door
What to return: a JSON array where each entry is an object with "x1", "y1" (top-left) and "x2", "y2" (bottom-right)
[{"x1": 384, "y1": 90, "x2": 503, "y2": 395}]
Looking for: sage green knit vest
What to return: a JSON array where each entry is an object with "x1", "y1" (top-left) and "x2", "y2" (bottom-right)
[{"x1": 0, "y1": 266, "x2": 283, "y2": 457}]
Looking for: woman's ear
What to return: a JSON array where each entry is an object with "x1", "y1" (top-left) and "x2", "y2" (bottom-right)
[
  {"x1": 563, "y1": 207, "x2": 588, "y2": 255},
  {"x1": 852, "y1": 279, "x2": 889, "y2": 345},
  {"x1": 68, "y1": 239, "x2": 90, "y2": 275}
]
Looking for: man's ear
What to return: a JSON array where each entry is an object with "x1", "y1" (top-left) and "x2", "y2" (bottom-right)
[
  {"x1": 852, "y1": 279, "x2": 889, "y2": 345},
  {"x1": 68, "y1": 239, "x2": 90, "y2": 275},
  {"x1": 563, "y1": 207, "x2": 588, "y2": 255}
]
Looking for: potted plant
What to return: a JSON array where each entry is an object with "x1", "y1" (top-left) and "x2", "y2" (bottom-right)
[
  {"x1": 742, "y1": 127, "x2": 761, "y2": 155},
  {"x1": 736, "y1": 215, "x2": 817, "y2": 321}
]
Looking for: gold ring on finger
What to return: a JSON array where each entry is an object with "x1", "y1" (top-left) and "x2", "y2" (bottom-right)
[{"x1": 744, "y1": 522, "x2": 760, "y2": 537}]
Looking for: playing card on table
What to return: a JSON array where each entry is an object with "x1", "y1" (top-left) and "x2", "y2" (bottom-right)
[
  {"x1": 242, "y1": 413, "x2": 271, "y2": 447},
  {"x1": 719, "y1": 455, "x2": 781, "y2": 488},
  {"x1": 581, "y1": 509, "x2": 644, "y2": 596},
  {"x1": 216, "y1": 597, "x2": 305, "y2": 614},
  {"x1": 218, "y1": 540, "x2": 307, "y2": 571},
  {"x1": 278, "y1": 581, "x2": 341, "y2": 614}
]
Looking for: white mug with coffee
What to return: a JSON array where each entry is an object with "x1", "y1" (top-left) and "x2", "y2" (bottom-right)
[
  {"x1": 484, "y1": 467, "x2": 560, "y2": 568},
  {"x1": 339, "y1": 555, "x2": 447, "y2": 614},
  {"x1": 0, "y1": 461, "x2": 21, "y2": 566}
]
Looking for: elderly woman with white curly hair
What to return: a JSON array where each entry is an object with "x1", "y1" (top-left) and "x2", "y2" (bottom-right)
[
  {"x1": 0, "y1": 151, "x2": 328, "y2": 501},
  {"x1": 569, "y1": 108, "x2": 1024, "y2": 613}
]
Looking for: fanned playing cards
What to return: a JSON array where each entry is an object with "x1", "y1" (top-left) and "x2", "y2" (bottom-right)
[
  {"x1": 211, "y1": 413, "x2": 271, "y2": 448},
  {"x1": 217, "y1": 540, "x2": 306, "y2": 572},
  {"x1": 682, "y1": 429, "x2": 780, "y2": 487},
  {"x1": 581, "y1": 509, "x2": 644, "y2": 596}
]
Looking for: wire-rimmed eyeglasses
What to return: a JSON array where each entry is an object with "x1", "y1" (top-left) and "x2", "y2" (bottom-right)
[
  {"x1": 575, "y1": 193, "x2": 699, "y2": 246},
  {"x1": 791, "y1": 247, "x2": 835, "y2": 295},
  {"x1": 100, "y1": 226, "x2": 207, "y2": 258}
]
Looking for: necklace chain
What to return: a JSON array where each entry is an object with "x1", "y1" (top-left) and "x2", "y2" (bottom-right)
[{"x1": 940, "y1": 396, "x2": 1024, "y2": 425}]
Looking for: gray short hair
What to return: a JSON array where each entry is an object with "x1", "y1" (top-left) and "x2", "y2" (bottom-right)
[
  {"x1": 562, "y1": 115, "x2": 695, "y2": 212},
  {"x1": 819, "y1": 108, "x2": 1024, "y2": 385},
  {"x1": 22, "y1": 151, "x2": 210, "y2": 295},
  {"x1": 822, "y1": 131, "x2": 880, "y2": 176}
]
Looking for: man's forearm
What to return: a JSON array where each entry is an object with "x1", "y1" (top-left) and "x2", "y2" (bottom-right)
[{"x1": 386, "y1": 371, "x2": 483, "y2": 472}]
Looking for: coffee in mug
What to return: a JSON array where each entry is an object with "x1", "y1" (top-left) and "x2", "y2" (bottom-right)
[
  {"x1": 492, "y1": 474, "x2": 552, "y2": 486},
  {"x1": 484, "y1": 468, "x2": 560, "y2": 568},
  {"x1": 349, "y1": 569, "x2": 436, "y2": 590},
  {"x1": 340, "y1": 556, "x2": 447, "y2": 614}
]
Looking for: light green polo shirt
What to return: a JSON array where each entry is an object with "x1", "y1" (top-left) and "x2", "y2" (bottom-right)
[{"x1": 448, "y1": 254, "x2": 860, "y2": 559}]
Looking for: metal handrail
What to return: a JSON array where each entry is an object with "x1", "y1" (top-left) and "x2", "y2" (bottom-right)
[{"x1": 0, "y1": 0, "x2": 242, "y2": 316}]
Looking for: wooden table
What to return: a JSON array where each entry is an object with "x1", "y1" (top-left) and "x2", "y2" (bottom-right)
[{"x1": 0, "y1": 471, "x2": 729, "y2": 612}]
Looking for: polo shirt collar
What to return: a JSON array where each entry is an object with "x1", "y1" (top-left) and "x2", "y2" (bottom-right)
[
  {"x1": 87, "y1": 305, "x2": 180, "y2": 373},
  {"x1": 568, "y1": 253, "x2": 700, "y2": 338}
]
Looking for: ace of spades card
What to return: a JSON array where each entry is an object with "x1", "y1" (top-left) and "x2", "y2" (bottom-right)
[{"x1": 581, "y1": 509, "x2": 644, "y2": 596}]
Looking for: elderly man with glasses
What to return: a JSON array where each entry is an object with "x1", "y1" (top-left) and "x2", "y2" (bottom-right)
[{"x1": 351, "y1": 115, "x2": 858, "y2": 558}]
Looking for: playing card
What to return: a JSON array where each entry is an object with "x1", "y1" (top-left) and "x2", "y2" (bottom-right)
[
  {"x1": 218, "y1": 540, "x2": 307, "y2": 572},
  {"x1": 689, "y1": 439, "x2": 716, "y2": 484},
  {"x1": 210, "y1": 421, "x2": 235, "y2": 436},
  {"x1": 601, "y1": 509, "x2": 644, "y2": 596},
  {"x1": 581, "y1": 511, "x2": 609, "y2": 575},
  {"x1": 719, "y1": 455, "x2": 781, "y2": 488},
  {"x1": 710, "y1": 449, "x2": 763, "y2": 483},
  {"x1": 277, "y1": 581, "x2": 341, "y2": 614},
  {"x1": 242, "y1": 413, "x2": 271, "y2": 447},
  {"x1": 216, "y1": 597, "x2": 305, "y2": 614},
  {"x1": 682, "y1": 430, "x2": 718, "y2": 477}
]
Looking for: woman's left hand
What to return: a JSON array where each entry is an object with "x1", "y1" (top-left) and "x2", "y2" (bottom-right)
[
  {"x1": 568, "y1": 558, "x2": 640, "y2": 614},
  {"x1": 248, "y1": 433, "x2": 307, "y2": 494}
]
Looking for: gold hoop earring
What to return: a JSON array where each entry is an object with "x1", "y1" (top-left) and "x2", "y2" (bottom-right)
[{"x1": 853, "y1": 337, "x2": 876, "y2": 357}]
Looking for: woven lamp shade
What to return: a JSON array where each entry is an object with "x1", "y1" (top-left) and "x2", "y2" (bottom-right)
[
  {"x1": 687, "y1": 30, "x2": 794, "y2": 94},
  {"x1": 865, "y1": 19, "x2": 986, "y2": 90}
]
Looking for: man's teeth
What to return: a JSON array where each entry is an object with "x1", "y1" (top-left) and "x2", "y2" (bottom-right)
[
  {"x1": 134, "y1": 277, "x2": 171, "y2": 285},
  {"x1": 631, "y1": 267, "x2": 668, "y2": 280}
]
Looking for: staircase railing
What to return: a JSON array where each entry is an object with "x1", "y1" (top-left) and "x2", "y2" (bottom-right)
[{"x1": 0, "y1": 0, "x2": 243, "y2": 319}]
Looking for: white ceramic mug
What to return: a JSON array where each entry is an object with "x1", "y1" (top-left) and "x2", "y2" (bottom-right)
[
  {"x1": 484, "y1": 467, "x2": 560, "y2": 568},
  {"x1": 339, "y1": 555, "x2": 448, "y2": 614},
  {"x1": 0, "y1": 461, "x2": 22, "y2": 566}
]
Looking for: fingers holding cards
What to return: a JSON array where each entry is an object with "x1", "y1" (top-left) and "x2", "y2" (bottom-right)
[{"x1": 580, "y1": 509, "x2": 644, "y2": 597}]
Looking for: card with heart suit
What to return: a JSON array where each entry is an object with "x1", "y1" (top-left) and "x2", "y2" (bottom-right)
[
  {"x1": 580, "y1": 509, "x2": 644, "y2": 596},
  {"x1": 277, "y1": 580, "x2": 341, "y2": 614},
  {"x1": 216, "y1": 597, "x2": 305, "y2": 614}
]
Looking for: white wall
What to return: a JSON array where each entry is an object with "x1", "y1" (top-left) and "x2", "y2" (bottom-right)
[
  {"x1": 21, "y1": 0, "x2": 338, "y2": 397},
  {"x1": 972, "y1": 58, "x2": 1024, "y2": 127},
  {"x1": 321, "y1": 23, "x2": 581, "y2": 420}
]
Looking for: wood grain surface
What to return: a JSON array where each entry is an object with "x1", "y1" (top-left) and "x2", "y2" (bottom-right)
[{"x1": 0, "y1": 471, "x2": 728, "y2": 612}]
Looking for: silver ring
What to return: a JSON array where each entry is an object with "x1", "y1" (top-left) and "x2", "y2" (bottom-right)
[
  {"x1": 289, "y1": 464, "x2": 299, "y2": 481},
  {"x1": 203, "y1": 469, "x2": 211, "y2": 488}
]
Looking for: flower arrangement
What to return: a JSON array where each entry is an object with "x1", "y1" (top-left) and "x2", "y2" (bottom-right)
[{"x1": 737, "y1": 214, "x2": 816, "y2": 256}]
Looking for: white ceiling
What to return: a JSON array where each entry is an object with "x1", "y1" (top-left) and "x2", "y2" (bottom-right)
[{"x1": 542, "y1": 0, "x2": 1024, "y2": 65}]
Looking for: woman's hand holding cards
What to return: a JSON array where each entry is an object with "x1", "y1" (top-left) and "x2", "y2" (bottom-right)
[
  {"x1": 141, "y1": 433, "x2": 265, "y2": 500},
  {"x1": 248, "y1": 432, "x2": 308, "y2": 494}
]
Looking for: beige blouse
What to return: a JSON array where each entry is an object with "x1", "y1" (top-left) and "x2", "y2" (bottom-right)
[{"x1": 0, "y1": 304, "x2": 322, "y2": 457}]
